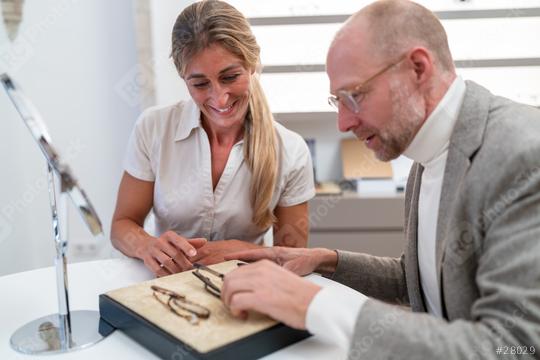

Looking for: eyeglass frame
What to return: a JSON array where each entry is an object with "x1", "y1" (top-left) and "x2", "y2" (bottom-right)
[
  {"x1": 191, "y1": 262, "x2": 248, "y2": 298},
  {"x1": 328, "y1": 53, "x2": 408, "y2": 114},
  {"x1": 192, "y1": 263, "x2": 225, "y2": 298},
  {"x1": 151, "y1": 284, "x2": 211, "y2": 324}
]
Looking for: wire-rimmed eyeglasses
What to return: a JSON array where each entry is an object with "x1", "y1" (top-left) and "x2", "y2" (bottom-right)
[
  {"x1": 192, "y1": 263, "x2": 225, "y2": 298},
  {"x1": 328, "y1": 53, "x2": 407, "y2": 114},
  {"x1": 151, "y1": 285, "x2": 211, "y2": 325}
]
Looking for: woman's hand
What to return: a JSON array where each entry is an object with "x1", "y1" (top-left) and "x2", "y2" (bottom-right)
[
  {"x1": 135, "y1": 230, "x2": 207, "y2": 277},
  {"x1": 188, "y1": 240, "x2": 262, "y2": 266},
  {"x1": 224, "y1": 246, "x2": 338, "y2": 276}
]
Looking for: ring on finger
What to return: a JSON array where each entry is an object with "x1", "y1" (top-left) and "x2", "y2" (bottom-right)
[{"x1": 160, "y1": 257, "x2": 174, "y2": 269}]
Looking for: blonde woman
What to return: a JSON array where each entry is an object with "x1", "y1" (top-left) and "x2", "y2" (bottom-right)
[{"x1": 111, "y1": 0, "x2": 315, "y2": 277}]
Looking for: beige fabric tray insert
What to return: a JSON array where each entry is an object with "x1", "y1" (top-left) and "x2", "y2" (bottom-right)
[{"x1": 105, "y1": 260, "x2": 278, "y2": 353}]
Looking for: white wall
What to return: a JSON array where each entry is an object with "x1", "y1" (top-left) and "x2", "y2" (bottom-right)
[
  {"x1": 149, "y1": 0, "x2": 193, "y2": 106},
  {"x1": 0, "y1": 0, "x2": 141, "y2": 275}
]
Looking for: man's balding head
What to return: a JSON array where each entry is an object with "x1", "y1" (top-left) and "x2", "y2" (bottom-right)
[
  {"x1": 335, "y1": 0, "x2": 454, "y2": 73},
  {"x1": 326, "y1": 1, "x2": 458, "y2": 161}
]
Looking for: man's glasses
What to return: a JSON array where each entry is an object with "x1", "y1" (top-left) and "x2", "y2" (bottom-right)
[
  {"x1": 151, "y1": 285, "x2": 211, "y2": 325},
  {"x1": 328, "y1": 53, "x2": 407, "y2": 114},
  {"x1": 192, "y1": 263, "x2": 225, "y2": 298}
]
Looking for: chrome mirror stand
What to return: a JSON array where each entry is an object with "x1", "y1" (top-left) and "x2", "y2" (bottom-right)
[
  {"x1": 2, "y1": 73, "x2": 108, "y2": 355},
  {"x1": 9, "y1": 166, "x2": 105, "y2": 355}
]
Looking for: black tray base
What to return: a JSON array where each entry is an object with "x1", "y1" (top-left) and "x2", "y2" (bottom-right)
[{"x1": 99, "y1": 294, "x2": 311, "y2": 360}]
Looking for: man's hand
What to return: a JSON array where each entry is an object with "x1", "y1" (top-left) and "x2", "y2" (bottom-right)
[
  {"x1": 224, "y1": 246, "x2": 338, "y2": 276},
  {"x1": 188, "y1": 240, "x2": 262, "y2": 266},
  {"x1": 222, "y1": 260, "x2": 321, "y2": 329}
]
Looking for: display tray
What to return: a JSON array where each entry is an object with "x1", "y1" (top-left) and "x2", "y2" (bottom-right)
[{"x1": 99, "y1": 261, "x2": 311, "y2": 359}]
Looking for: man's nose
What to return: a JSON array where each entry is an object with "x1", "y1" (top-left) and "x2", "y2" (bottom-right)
[{"x1": 337, "y1": 106, "x2": 359, "y2": 133}]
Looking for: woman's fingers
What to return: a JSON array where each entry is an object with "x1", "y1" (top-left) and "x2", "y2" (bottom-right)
[
  {"x1": 139, "y1": 232, "x2": 210, "y2": 275},
  {"x1": 155, "y1": 235, "x2": 194, "y2": 272},
  {"x1": 156, "y1": 232, "x2": 205, "y2": 272},
  {"x1": 151, "y1": 247, "x2": 182, "y2": 274},
  {"x1": 164, "y1": 231, "x2": 205, "y2": 257},
  {"x1": 145, "y1": 255, "x2": 170, "y2": 277},
  {"x1": 172, "y1": 252, "x2": 193, "y2": 271},
  {"x1": 188, "y1": 238, "x2": 208, "y2": 249}
]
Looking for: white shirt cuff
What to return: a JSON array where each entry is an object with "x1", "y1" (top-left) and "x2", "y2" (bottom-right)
[{"x1": 305, "y1": 284, "x2": 368, "y2": 350}]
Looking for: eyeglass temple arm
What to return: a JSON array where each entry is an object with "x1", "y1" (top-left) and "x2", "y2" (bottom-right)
[
  {"x1": 193, "y1": 263, "x2": 225, "y2": 279},
  {"x1": 192, "y1": 271, "x2": 222, "y2": 296},
  {"x1": 151, "y1": 285, "x2": 186, "y2": 300}
]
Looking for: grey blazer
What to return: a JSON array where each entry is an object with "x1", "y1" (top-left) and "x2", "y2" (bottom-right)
[{"x1": 330, "y1": 81, "x2": 540, "y2": 359}]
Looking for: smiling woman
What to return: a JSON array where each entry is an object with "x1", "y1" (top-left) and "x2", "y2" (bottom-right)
[
  {"x1": 184, "y1": 46, "x2": 252, "y2": 140},
  {"x1": 110, "y1": 0, "x2": 315, "y2": 278}
]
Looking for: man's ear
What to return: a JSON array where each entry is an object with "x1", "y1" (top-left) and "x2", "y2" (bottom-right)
[{"x1": 407, "y1": 47, "x2": 433, "y2": 84}]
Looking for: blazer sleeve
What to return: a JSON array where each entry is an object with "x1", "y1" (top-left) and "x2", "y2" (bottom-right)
[
  {"x1": 330, "y1": 251, "x2": 409, "y2": 305},
  {"x1": 345, "y1": 161, "x2": 540, "y2": 360}
]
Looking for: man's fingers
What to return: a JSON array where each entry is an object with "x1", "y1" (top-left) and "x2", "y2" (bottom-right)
[
  {"x1": 229, "y1": 292, "x2": 257, "y2": 318},
  {"x1": 224, "y1": 248, "x2": 275, "y2": 262},
  {"x1": 222, "y1": 269, "x2": 261, "y2": 307},
  {"x1": 282, "y1": 260, "x2": 300, "y2": 274},
  {"x1": 282, "y1": 258, "x2": 312, "y2": 276}
]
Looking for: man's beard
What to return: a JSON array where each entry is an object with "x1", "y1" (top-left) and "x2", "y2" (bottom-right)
[{"x1": 374, "y1": 82, "x2": 425, "y2": 161}]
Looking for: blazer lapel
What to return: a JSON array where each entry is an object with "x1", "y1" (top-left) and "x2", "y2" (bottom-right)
[
  {"x1": 435, "y1": 81, "x2": 491, "y2": 311},
  {"x1": 435, "y1": 144, "x2": 470, "y2": 318},
  {"x1": 404, "y1": 163, "x2": 426, "y2": 312}
]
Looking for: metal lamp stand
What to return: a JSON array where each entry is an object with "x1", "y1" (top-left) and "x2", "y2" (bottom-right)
[{"x1": 9, "y1": 165, "x2": 106, "y2": 354}]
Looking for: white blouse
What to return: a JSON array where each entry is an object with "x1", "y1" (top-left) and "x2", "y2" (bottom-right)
[{"x1": 124, "y1": 99, "x2": 315, "y2": 245}]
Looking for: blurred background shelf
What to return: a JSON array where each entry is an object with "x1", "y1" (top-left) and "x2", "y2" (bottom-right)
[{"x1": 308, "y1": 193, "x2": 405, "y2": 257}]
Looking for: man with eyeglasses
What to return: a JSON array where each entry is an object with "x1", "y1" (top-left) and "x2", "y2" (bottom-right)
[{"x1": 222, "y1": 1, "x2": 540, "y2": 358}]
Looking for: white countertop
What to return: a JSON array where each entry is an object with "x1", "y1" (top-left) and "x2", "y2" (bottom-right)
[{"x1": 1, "y1": 257, "x2": 346, "y2": 360}]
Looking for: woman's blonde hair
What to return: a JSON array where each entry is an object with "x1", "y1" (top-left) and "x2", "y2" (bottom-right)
[{"x1": 171, "y1": 0, "x2": 278, "y2": 229}]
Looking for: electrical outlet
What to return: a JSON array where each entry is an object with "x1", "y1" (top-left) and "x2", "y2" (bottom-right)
[{"x1": 70, "y1": 239, "x2": 99, "y2": 261}]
